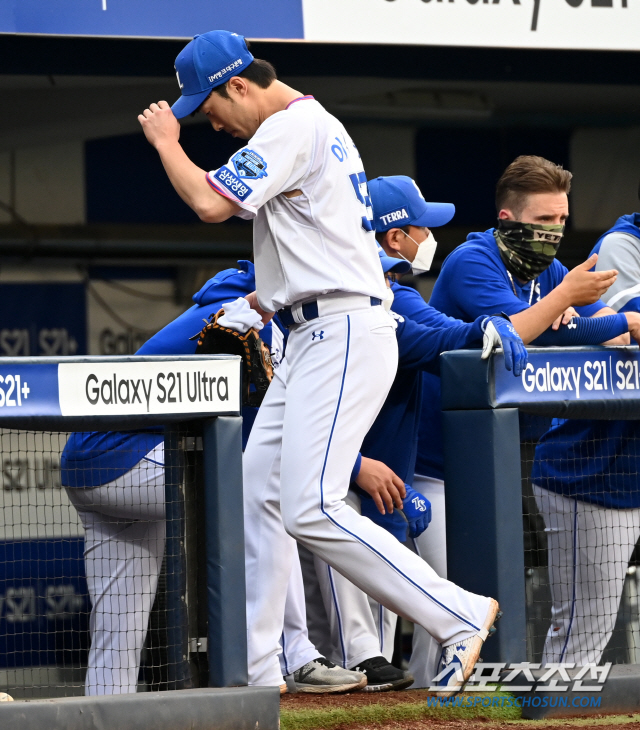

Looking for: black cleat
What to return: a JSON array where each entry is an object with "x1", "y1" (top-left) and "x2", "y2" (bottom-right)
[{"x1": 351, "y1": 656, "x2": 414, "y2": 692}]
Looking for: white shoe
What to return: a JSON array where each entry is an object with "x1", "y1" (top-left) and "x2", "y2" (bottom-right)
[
  {"x1": 285, "y1": 657, "x2": 367, "y2": 694},
  {"x1": 434, "y1": 598, "x2": 501, "y2": 697}
]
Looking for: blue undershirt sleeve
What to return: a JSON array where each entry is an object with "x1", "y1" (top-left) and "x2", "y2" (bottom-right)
[
  {"x1": 531, "y1": 313, "x2": 628, "y2": 346},
  {"x1": 395, "y1": 314, "x2": 485, "y2": 374}
]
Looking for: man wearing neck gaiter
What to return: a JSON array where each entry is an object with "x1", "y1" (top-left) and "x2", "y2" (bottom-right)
[{"x1": 410, "y1": 156, "x2": 640, "y2": 687}]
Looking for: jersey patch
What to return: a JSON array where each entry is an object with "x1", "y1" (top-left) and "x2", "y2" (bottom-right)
[
  {"x1": 212, "y1": 167, "x2": 253, "y2": 201},
  {"x1": 232, "y1": 149, "x2": 268, "y2": 179}
]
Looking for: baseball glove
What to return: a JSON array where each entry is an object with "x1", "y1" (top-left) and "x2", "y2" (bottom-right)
[{"x1": 192, "y1": 308, "x2": 273, "y2": 407}]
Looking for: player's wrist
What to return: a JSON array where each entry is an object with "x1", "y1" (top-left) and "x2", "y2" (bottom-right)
[
  {"x1": 154, "y1": 138, "x2": 182, "y2": 153},
  {"x1": 552, "y1": 280, "x2": 576, "y2": 310}
]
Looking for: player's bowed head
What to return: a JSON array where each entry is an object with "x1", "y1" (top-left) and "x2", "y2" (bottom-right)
[{"x1": 137, "y1": 30, "x2": 303, "y2": 224}]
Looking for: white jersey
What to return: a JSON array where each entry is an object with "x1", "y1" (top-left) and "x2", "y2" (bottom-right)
[{"x1": 207, "y1": 96, "x2": 386, "y2": 312}]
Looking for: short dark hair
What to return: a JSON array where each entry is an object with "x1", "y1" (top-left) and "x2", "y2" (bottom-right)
[
  {"x1": 211, "y1": 55, "x2": 277, "y2": 99},
  {"x1": 495, "y1": 155, "x2": 572, "y2": 217},
  {"x1": 375, "y1": 226, "x2": 410, "y2": 245},
  {"x1": 192, "y1": 58, "x2": 277, "y2": 115},
  {"x1": 193, "y1": 58, "x2": 277, "y2": 115}
]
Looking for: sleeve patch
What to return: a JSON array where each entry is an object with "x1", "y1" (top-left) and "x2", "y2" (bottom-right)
[
  {"x1": 232, "y1": 149, "x2": 268, "y2": 179},
  {"x1": 212, "y1": 166, "x2": 254, "y2": 201}
]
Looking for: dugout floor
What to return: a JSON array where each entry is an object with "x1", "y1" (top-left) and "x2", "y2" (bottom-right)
[{"x1": 280, "y1": 689, "x2": 640, "y2": 730}]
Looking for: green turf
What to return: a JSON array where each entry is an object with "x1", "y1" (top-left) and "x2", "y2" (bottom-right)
[{"x1": 280, "y1": 692, "x2": 521, "y2": 730}]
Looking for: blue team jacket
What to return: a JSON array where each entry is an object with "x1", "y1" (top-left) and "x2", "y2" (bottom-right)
[
  {"x1": 417, "y1": 229, "x2": 604, "y2": 481},
  {"x1": 533, "y1": 215, "x2": 640, "y2": 508}
]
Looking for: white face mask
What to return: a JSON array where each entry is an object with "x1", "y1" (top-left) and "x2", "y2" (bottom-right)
[{"x1": 400, "y1": 230, "x2": 438, "y2": 275}]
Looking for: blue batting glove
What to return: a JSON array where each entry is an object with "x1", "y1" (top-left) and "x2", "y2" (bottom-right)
[
  {"x1": 402, "y1": 486, "x2": 432, "y2": 539},
  {"x1": 481, "y1": 314, "x2": 528, "y2": 377}
]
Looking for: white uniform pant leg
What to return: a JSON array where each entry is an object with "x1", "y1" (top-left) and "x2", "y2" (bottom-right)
[
  {"x1": 279, "y1": 548, "x2": 321, "y2": 677},
  {"x1": 66, "y1": 444, "x2": 165, "y2": 695},
  {"x1": 298, "y1": 543, "x2": 334, "y2": 660},
  {"x1": 408, "y1": 475, "x2": 447, "y2": 687},
  {"x1": 280, "y1": 308, "x2": 491, "y2": 648},
  {"x1": 534, "y1": 485, "x2": 640, "y2": 665},
  {"x1": 312, "y1": 490, "x2": 384, "y2": 668},
  {"x1": 367, "y1": 594, "x2": 397, "y2": 663},
  {"x1": 244, "y1": 361, "x2": 299, "y2": 686}
]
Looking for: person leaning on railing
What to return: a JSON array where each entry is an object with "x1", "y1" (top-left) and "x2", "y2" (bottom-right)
[
  {"x1": 414, "y1": 155, "x2": 640, "y2": 673},
  {"x1": 532, "y1": 209, "x2": 640, "y2": 665}
]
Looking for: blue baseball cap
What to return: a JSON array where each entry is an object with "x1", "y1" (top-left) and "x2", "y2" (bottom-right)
[
  {"x1": 171, "y1": 31, "x2": 254, "y2": 119},
  {"x1": 369, "y1": 176, "x2": 455, "y2": 233},
  {"x1": 377, "y1": 244, "x2": 411, "y2": 274}
]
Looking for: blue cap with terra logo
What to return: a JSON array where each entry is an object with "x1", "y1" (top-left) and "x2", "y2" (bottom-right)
[
  {"x1": 171, "y1": 31, "x2": 254, "y2": 119},
  {"x1": 368, "y1": 175, "x2": 455, "y2": 233}
]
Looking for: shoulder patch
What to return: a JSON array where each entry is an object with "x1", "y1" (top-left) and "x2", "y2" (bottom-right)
[
  {"x1": 212, "y1": 167, "x2": 253, "y2": 201},
  {"x1": 232, "y1": 149, "x2": 268, "y2": 179}
]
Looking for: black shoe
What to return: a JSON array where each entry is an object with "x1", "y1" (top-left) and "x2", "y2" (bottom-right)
[{"x1": 350, "y1": 656, "x2": 414, "y2": 692}]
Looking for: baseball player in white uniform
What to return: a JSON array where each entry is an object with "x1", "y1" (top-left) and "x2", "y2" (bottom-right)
[{"x1": 138, "y1": 29, "x2": 500, "y2": 696}]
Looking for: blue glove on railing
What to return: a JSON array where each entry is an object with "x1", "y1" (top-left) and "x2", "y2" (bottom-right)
[
  {"x1": 481, "y1": 314, "x2": 528, "y2": 377},
  {"x1": 402, "y1": 486, "x2": 432, "y2": 539}
]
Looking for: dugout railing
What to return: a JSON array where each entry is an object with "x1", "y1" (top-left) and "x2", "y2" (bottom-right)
[
  {"x1": 441, "y1": 345, "x2": 640, "y2": 718},
  {"x1": 0, "y1": 355, "x2": 278, "y2": 730}
]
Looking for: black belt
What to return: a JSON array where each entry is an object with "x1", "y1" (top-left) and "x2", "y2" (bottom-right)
[{"x1": 278, "y1": 297, "x2": 382, "y2": 328}]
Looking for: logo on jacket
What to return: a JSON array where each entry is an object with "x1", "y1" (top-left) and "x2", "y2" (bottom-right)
[
  {"x1": 232, "y1": 149, "x2": 268, "y2": 179},
  {"x1": 311, "y1": 331, "x2": 324, "y2": 341}
]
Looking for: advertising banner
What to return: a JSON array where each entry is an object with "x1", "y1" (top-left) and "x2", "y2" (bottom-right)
[
  {"x1": 302, "y1": 0, "x2": 638, "y2": 52},
  {"x1": 1, "y1": 0, "x2": 636, "y2": 52},
  {"x1": 0, "y1": 0, "x2": 303, "y2": 40},
  {"x1": 0, "y1": 356, "x2": 241, "y2": 421}
]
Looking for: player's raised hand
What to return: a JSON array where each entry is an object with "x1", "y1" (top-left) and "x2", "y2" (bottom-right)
[
  {"x1": 355, "y1": 457, "x2": 406, "y2": 515},
  {"x1": 138, "y1": 101, "x2": 181, "y2": 149},
  {"x1": 561, "y1": 254, "x2": 618, "y2": 306}
]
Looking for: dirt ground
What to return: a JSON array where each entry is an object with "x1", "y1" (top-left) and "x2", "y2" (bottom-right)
[{"x1": 280, "y1": 689, "x2": 640, "y2": 730}]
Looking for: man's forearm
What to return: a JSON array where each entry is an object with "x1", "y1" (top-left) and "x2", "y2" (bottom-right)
[
  {"x1": 155, "y1": 141, "x2": 238, "y2": 222},
  {"x1": 510, "y1": 286, "x2": 573, "y2": 344}
]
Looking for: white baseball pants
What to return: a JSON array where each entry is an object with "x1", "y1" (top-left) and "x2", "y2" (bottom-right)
[
  {"x1": 279, "y1": 547, "x2": 321, "y2": 677},
  {"x1": 534, "y1": 484, "x2": 640, "y2": 665},
  {"x1": 302, "y1": 489, "x2": 397, "y2": 668},
  {"x1": 409, "y1": 475, "x2": 448, "y2": 687},
  {"x1": 244, "y1": 304, "x2": 492, "y2": 686},
  {"x1": 305, "y1": 476, "x2": 448, "y2": 680},
  {"x1": 66, "y1": 444, "x2": 165, "y2": 695}
]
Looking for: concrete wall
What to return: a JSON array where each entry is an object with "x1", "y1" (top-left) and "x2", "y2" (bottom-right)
[
  {"x1": 346, "y1": 123, "x2": 416, "y2": 180},
  {"x1": 571, "y1": 127, "x2": 640, "y2": 231},
  {"x1": 0, "y1": 141, "x2": 85, "y2": 224}
]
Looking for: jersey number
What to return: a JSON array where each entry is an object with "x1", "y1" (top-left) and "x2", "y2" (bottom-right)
[
  {"x1": 349, "y1": 172, "x2": 374, "y2": 233},
  {"x1": 332, "y1": 136, "x2": 374, "y2": 233}
]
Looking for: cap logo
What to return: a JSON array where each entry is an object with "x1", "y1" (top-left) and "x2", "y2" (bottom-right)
[
  {"x1": 175, "y1": 69, "x2": 183, "y2": 89},
  {"x1": 208, "y1": 57, "x2": 244, "y2": 84},
  {"x1": 380, "y1": 208, "x2": 409, "y2": 226}
]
